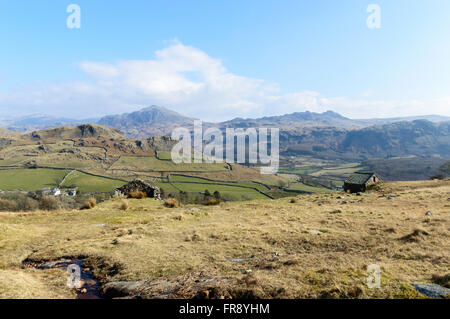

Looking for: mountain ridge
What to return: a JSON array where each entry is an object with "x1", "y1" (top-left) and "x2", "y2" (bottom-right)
[
  {"x1": 97, "y1": 105, "x2": 197, "y2": 138},
  {"x1": 2, "y1": 105, "x2": 450, "y2": 137},
  {"x1": 1, "y1": 106, "x2": 450, "y2": 160}
]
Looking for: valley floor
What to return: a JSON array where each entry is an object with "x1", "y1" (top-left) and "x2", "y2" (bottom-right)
[{"x1": 0, "y1": 180, "x2": 449, "y2": 299}]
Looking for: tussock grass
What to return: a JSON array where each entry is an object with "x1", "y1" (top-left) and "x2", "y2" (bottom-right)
[
  {"x1": 164, "y1": 198, "x2": 179, "y2": 208},
  {"x1": 399, "y1": 228, "x2": 429, "y2": 243},
  {"x1": 39, "y1": 196, "x2": 59, "y2": 211},
  {"x1": 120, "y1": 200, "x2": 129, "y2": 211},
  {"x1": 80, "y1": 197, "x2": 96, "y2": 210},
  {"x1": 203, "y1": 198, "x2": 221, "y2": 206}
]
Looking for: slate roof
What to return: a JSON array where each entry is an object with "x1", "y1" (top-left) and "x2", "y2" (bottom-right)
[{"x1": 345, "y1": 172, "x2": 376, "y2": 185}]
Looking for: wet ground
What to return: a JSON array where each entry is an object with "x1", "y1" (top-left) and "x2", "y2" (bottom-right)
[{"x1": 23, "y1": 258, "x2": 102, "y2": 299}]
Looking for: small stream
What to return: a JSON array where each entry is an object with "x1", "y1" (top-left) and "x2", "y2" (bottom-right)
[{"x1": 23, "y1": 258, "x2": 102, "y2": 299}]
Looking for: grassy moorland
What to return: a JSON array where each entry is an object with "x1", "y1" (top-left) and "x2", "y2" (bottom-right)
[{"x1": 0, "y1": 180, "x2": 448, "y2": 299}]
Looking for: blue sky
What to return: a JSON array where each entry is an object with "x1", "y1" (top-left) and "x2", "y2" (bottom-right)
[{"x1": 1, "y1": 0, "x2": 450, "y2": 121}]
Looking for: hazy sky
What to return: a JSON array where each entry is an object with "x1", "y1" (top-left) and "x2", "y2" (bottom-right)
[{"x1": 1, "y1": 0, "x2": 450, "y2": 121}]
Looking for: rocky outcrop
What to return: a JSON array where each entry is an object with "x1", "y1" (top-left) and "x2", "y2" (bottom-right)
[{"x1": 413, "y1": 283, "x2": 450, "y2": 298}]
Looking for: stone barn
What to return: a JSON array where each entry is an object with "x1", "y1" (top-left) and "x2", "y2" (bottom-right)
[
  {"x1": 115, "y1": 179, "x2": 161, "y2": 199},
  {"x1": 344, "y1": 172, "x2": 381, "y2": 193}
]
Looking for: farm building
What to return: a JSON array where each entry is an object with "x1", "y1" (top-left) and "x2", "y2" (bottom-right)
[
  {"x1": 115, "y1": 179, "x2": 161, "y2": 199},
  {"x1": 344, "y1": 172, "x2": 381, "y2": 193},
  {"x1": 51, "y1": 188, "x2": 61, "y2": 196},
  {"x1": 66, "y1": 189, "x2": 77, "y2": 197}
]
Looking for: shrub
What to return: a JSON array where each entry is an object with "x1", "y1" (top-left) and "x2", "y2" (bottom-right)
[
  {"x1": 24, "y1": 197, "x2": 39, "y2": 211},
  {"x1": 120, "y1": 200, "x2": 129, "y2": 211},
  {"x1": 129, "y1": 191, "x2": 147, "y2": 199},
  {"x1": 89, "y1": 197, "x2": 97, "y2": 207},
  {"x1": 0, "y1": 192, "x2": 81, "y2": 212},
  {"x1": 81, "y1": 197, "x2": 97, "y2": 210},
  {"x1": 39, "y1": 196, "x2": 59, "y2": 211},
  {"x1": 289, "y1": 198, "x2": 297, "y2": 203},
  {"x1": 213, "y1": 191, "x2": 221, "y2": 199},
  {"x1": 81, "y1": 202, "x2": 91, "y2": 210},
  {"x1": 0, "y1": 195, "x2": 39, "y2": 212},
  {"x1": 164, "y1": 198, "x2": 179, "y2": 208},
  {"x1": 0, "y1": 199, "x2": 18, "y2": 211},
  {"x1": 203, "y1": 198, "x2": 221, "y2": 206}
]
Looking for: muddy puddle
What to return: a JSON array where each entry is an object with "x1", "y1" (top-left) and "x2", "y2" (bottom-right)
[{"x1": 23, "y1": 258, "x2": 102, "y2": 299}]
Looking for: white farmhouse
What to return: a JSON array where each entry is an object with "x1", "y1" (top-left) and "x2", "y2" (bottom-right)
[{"x1": 51, "y1": 188, "x2": 61, "y2": 196}]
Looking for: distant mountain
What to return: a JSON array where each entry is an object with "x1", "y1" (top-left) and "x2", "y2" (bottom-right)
[
  {"x1": 222, "y1": 113, "x2": 450, "y2": 160},
  {"x1": 98, "y1": 105, "x2": 197, "y2": 138},
  {"x1": 220, "y1": 111, "x2": 450, "y2": 130},
  {"x1": 3, "y1": 106, "x2": 450, "y2": 138},
  {"x1": 2, "y1": 114, "x2": 99, "y2": 133},
  {"x1": 356, "y1": 115, "x2": 450, "y2": 126},
  {"x1": 220, "y1": 110, "x2": 362, "y2": 129},
  {"x1": 281, "y1": 120, "x2": 450, "y2": 160}
]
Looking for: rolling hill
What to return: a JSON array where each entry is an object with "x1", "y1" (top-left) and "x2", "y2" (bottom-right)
[
  {"x1": 0, "y1": 128, "x2": 19, "y2": 138},
  {"x1": 0, "y1": 124, "x2": 285, "y2": 197}
]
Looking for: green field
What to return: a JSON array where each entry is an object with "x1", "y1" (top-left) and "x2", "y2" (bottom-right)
[
  {"x1": 60, "y1": 171, "x2": 126, "y2": 193},
  {"x1": 155, "y1": 151, "x2": 172, "y2": 160},
  {"x1": 286, "y1": 182, "x2": 331, "y2": 193},
  {"x1": 279, "y1": 166, "x2": 321, "y2": 175},
  {"x1": 0, "y1": 167, "x2": 268, "y2": 198},
  {"x1": 111, "y1": 156, "x2": 229, "y2": 172},
  {"x1": 169, "y1": 175, "x2": 270, "y2": 191},
  {"x1": 310, "y1": 162, "x2": 364, "y2": 178},
  {"x1": 170, "y1": 182, "x2": 267, "y2": 200},
  {"x1": 0, "y1": 168, "x2": 69, "y2": 191},
  {"x1": 155, "y1": 182, "x2": 180, "y2": 194}
]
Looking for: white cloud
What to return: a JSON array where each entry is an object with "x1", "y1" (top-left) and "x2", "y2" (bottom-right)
[{"x1": 1, "y1": 41, "x2": 449, "y2": 121}]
